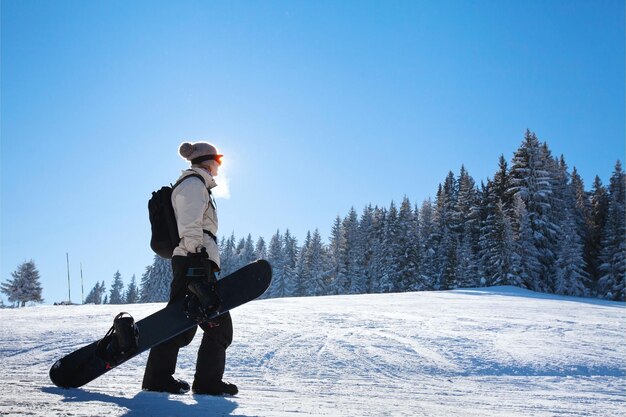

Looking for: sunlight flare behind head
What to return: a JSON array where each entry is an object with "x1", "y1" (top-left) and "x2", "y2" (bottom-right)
[{"x1": 213, "y1": 159, "x2": 231, "y2": 200}]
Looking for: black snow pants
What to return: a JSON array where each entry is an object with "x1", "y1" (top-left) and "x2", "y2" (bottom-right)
[{"x1": 142, "y1": 255, "x2": 233, "y2": 391}]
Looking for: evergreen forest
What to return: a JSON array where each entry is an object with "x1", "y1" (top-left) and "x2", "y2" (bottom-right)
[{"x1": 8, "y1": 130, "x2": 621, "y2": 307}]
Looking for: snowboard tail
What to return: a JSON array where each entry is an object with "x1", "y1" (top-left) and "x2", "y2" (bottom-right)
[{"x1": 49, "y1": 259, "x2": 272, "y2": 388}]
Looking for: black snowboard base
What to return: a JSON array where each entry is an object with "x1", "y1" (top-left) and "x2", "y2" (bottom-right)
[{"x1": 50, "y1": 259, "x2": 272, "y2": 388}]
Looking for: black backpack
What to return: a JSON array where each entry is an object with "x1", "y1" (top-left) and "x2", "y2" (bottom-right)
[{"x1": 148, "y1": 172, "x2": 206, "y2": 259}]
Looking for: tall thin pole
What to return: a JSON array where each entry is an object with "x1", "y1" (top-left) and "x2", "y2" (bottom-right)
[
  {"x1": 66, "y1": 252, "x2": 71, "y2": 304},
  {"x1": 80, "y1": 263, "x2": 85, "y2": 304}
]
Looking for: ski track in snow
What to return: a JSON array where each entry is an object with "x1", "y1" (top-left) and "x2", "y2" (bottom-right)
[{"x1": 0, "y1": 287, "x2": 624, "y2": 417}]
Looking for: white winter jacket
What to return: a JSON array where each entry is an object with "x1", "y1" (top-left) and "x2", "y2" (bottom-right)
[{"x1": 171, "y1": 167, "x2": 221, "y2": 269}]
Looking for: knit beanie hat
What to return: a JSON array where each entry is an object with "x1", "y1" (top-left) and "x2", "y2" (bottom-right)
[{"x1": 179, "y1": 141, "x2": 222, "y2": 165}]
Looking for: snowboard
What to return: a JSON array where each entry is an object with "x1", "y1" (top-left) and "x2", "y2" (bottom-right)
[{"x1": 49, "y1": 259, "x2": 272, "y2": 388}]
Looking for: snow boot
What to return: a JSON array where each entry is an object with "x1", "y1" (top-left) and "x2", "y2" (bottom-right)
[
  {"x1": 143, "y1": 377, "x2": 191, "y2": 394},
  {"x1": 192, "y1": 381, "x2": 238, "y2": 396}
]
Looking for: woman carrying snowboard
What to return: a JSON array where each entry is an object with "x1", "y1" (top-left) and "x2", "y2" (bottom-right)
[{"x1": 142, "y1": 141, "x2": 237, "y2": 396}]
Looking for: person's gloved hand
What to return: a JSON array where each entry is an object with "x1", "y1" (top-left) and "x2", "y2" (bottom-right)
[{"x1": 185, "y1": 249, "x2": 221, "y2": 321}]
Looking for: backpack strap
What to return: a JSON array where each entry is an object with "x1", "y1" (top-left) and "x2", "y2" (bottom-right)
[
  {"x1": 172, "y1": 171, "x2": 209, "y2": 193},
  {"x1": 203, "y1": 229, "x2": 218, "y2": 243},
  {"x1": 172, "y1": 171, "x2": 217, "y2": 240}
]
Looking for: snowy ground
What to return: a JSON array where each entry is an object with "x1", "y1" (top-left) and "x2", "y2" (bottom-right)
[{"x1": 0, "y1": 287, "x2": 624, "y2": 417}]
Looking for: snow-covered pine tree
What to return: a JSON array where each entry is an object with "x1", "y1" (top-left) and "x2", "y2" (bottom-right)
[
  {"x1": 295, "y1": 231, "x2": 313, "y2": 297},
  {"x1": 327, "y1": 216, "x2": 346, "y2": 295},
  {"x1": 84, "y1": 281, "x2": 106, "y2": 304},
  {"x1": 265, "y1": 230, "x2": 284, "y2": 299},
  {"x1": 108, "y1": 271, "x2": 125, "y2": 304},
  {"x1": 332, "y1": 212, "x2": 351, "y2": 294},
  {"x1": 254, "y1": 236, "x2": 267, "y2": 260},
  {"x1": 380, "y1": 202, "x2": 403, "y2": 292},
  {"x1": 585, "y1": 176, "x2": 610, "y2": 294},
  {"x1": 443, "y1": 170, "x2": 462, "y2": 235},
  {"x1": 0, "y1": 260, "x2": 44, "y2": 307},
  {"x1": 553, "y1": 157, "x2": 588, "y2": 296},
  {"x1": 550, "y1": 155, "x2": 570, "y2": 227},
  {"x1": 554, "y1": 210, "x2": 587, "y2": 296},
  {"x1": 341, "y1": 207, "x2": 361, "y2": 294},
  {"x1": 367, "y1": 206, "x2": 387, "y2": 292},
  {"x1": 219, "y1": 233, "x2": 237, "y2": 276},
  {"x1": 507, "y1": 130, "x2": 557, "y2": 292},
  {"x1": 511, "y1": 193, "x2": 540, "y2": 289},
  {"x1": 540, "y1": 144, "x2": 564, "y2": 292},
  {"x1": 234, "y1": 237, "x2": 246, "y2": 271},
  {"x1": 139, "y1": 256, "x2": 173, "y2": 303},
  {"x1": 548, "y1": 153, "x2": 571, "y2": 263},
  {"x1": 434, "y1": 172, "x2": 460, "y2": 290},
  {"x1": 571, "y1": 167, "x2": 593, "y2": 293},
  {"x1": 571, "y1": 168, "x2": 591, "y2": 244},
  {"x1": 125, "y1": 274, "x2": 139, "y2": 304},
  {"x1": 354, "y1": 205, "x2": 375, "y2": 294},
  {"x1": 2, "y1": 272, "x2": 22, "y2": 306},
  {"x1": 457, "y1": 166, "x2": 478, "y2": 225},
  {"x1": 456, "y1": 231, "x2": 479, "y2": 288},
  {"x1": 139, "y1": 266, "x2": 153, "y2": 302},
  {"x1": 456, "y1": 166, "x2": 481, "y2": 287},
  {"x1": 493, "y1": 155, "x2": 512, "y2": 210},
  {"x1": 479, "y1": 181, "x2": 520, "y2": 287},
  {"x1": 239, "y1": 234, "x2": 256, "y2": 268},
  {"x1": 478, "y1": 158, "x2": 516, "y2": 287},
  {"x1": 439, "y1": 231, "x2": 458, "y2": 290},
  {"x1": 308, "y1": 229, "x2": 329, "y2": 296},
  {"x1": 478, "y1": 180, "x2": 496, "y2": 285},
  {"x1": 418, "y1": 198, "x2": 437, "y2": 290},
  {"x1": 597, "y1": 161, "x2": 626, "y2": 301},
  {"x1": 281, "y1": 230, "x2": 299, "y2": 297},
  {"x1": 395, "y1": 197, "x2": 420, "y2": 291}
]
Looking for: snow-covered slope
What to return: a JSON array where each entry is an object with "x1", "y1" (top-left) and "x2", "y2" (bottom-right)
[{"x1": 1, "y1": 287, "x2": 624, "y2": 417}]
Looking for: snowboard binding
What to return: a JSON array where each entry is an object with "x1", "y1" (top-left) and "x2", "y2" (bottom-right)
[
  {"x1": 96, "y1": 312, "x2": 139, "y2": 365},
  {"x1": 183, "y1": 253, "x2": 222, "y2": 323},
  {"x1": 184, "y1": 279, "x2": 222, "y2": 323}
]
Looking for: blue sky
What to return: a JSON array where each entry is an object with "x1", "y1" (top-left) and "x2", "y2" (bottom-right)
[{"x1": 1, "y1": 0, "x2": 624, "y2": 304}]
